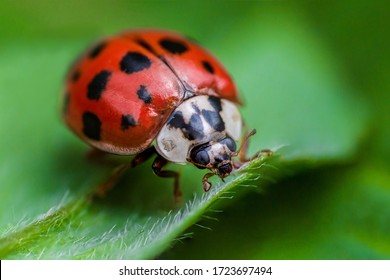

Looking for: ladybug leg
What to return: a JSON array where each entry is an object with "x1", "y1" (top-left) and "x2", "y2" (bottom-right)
[
  {"x1": 131, "y1": 146, "x2": 157, "y2": 168},
  {"x1": 91, "y1": 146, "x2": 157, "y2": 199},
  {"x1": 152, "y1": 155, "x2": 181, "y2": 203},
  {"x1": 90, "y1": 162, "x2": 131, "y2": 199},
  {"x1": 235, "y1": 129, "x2": 272, "y2": 165},
  {"x1": 202, "y1": 173, "x2": 215, "y2": 192},
  {"x1": 237, "y1": 129, "x2": 256, "y2": 162},
  {"x1": 86, "y1": 147, "x2": 109, "y2": 161},
  {"x1": 240, "y1": 148, "x2": 273, "y2": 163}
]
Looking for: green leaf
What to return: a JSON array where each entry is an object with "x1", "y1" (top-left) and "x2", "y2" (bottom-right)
[
  {"x1": 162, "y1": 162, "x2": 390, "y2": 260},
  {"x1": 0, "y1": 4, "x2": 369, "y2": 259}
]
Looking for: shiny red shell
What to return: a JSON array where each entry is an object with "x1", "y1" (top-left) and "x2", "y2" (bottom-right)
[{"x1": 63, "y1": 29, "x2": 239, "y2": 155}]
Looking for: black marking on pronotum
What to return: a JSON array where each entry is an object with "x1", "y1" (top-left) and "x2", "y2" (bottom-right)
[
  {"x1": 202, "y1": 61, "x2": 214, "y2": 74},
  {"x1": 159, "y1": 38, "x2": 188, "y2": 54},
  {"x1": 167, "y1": 111, "x2": 205, "y2": 141},
  {"x1": 191, "y1": 102, "x2": 201, "y2": 114},
  {"x1": 200, "y1": 96, "x2": 225, "y2": 131},
  {"x1": 121, "y1": 114, "x2": 137, "y2": 130},
  {"x1": 187, "y1": 114, "x2": 205, "y2": 140},
  {"x1": 208, "y1": 96, "x2": 223, "y2": 112},
  {"x1": 89, "y1": 42, "x2": 107, "y2": 58},
  {"x1": 82, "y1": 112, "x2": 101, "y2": 140},
  {"x1": 201, "y1": 109, "x2": 225, "y2": 132},
  {"x1": 87, "y1": 70, "x2": 112, "y2": 100},
  {"x1": 137, "y1": 85, "x2": 152, "y2": 104},
  {"x1": 120, "y1": 52, "x2": 152, "y2": 74},
  {"x1": 167, "y1": 111, "x2": 185, "y2": 129}
]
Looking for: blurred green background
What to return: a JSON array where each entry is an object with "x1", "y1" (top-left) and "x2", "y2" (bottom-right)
[{"x1": 0, "y1": 0, "x2": 389, "y2": 259}]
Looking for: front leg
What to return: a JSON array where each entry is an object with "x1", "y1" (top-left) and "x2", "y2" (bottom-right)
[
  {"x1": 234, "y1": 129, "x2": 273, "y2": 168},
  {"x1": 152, "y1": 155, "x2": 181, "y2": 203},
  {"x1": 131, "y1": 146, "x2": 158, "y2": 167},
  {"x1": 202, "y1": 172, "x2": 215, "y2": 192}
]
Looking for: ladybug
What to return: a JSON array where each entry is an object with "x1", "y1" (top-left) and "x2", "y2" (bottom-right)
[{"x1": 63, "y1": 29, "x2": 267, "y2": 200}]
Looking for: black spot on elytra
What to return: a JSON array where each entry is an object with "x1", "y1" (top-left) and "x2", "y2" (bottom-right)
[
  {"x1": 160, "y1": 38, "x2": 188, "y2": 54},
  {"x1": 135, "y1": 39, "x2": 155, "y2": 53},
  {"x1": 87, "y1": 70, "x2": 112, "y2": 100},
  {"x1": 202, "y1": 109, "x2": 225, "y2": 132},
  {"x1": 82, "y1": 112, "x2": 101, "y2": 140},
  {"x1": 121, "y1": 114, "x2": 137, "y2": 130},
  {"x1": 137, "y1": 85, "x2": 152, "y2": 104},
  {"x1": 120, "y1": 52, "x2": 151, "y2": 74},
  {"x1": 89, "y1": 42, "x2": 106, "y2": 58},
  {"x1": 167, "y1": 111, "x2": 204, "y2": 141},
  {"x1": 71, "y1": 70, "x2": 80, "y2": 82},
  {"x1": 202, "y1": 61, "x2": 214, "y2": 74}
]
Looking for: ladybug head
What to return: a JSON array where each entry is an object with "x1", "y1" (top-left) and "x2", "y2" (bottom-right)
[
  {"x1": 188, "y1": 136, "x2": 237, "y2": 189},
  {"x1": 187, "y1": 129, "x2": 259, "y2": 192}
]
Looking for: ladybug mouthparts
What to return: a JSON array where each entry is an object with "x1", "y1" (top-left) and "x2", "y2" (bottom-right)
[{"x1": 216, "y1": 162, "x2": 233, "y2": 178}]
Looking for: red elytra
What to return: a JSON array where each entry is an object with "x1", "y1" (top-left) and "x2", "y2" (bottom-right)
[{"x1": 63, "y1": 29, "x2": 240, "y2": 155}]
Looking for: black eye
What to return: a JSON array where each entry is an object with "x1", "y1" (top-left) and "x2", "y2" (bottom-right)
[
  {"x1": 220, "y1": 137, "x2": 236, "y2": 152},
  {"x1": 192, "y1": 149, "x2": 210, "y2": 169},
  {"x1": 195, "y1": 150, "x2": 210, "y2": 165}
]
